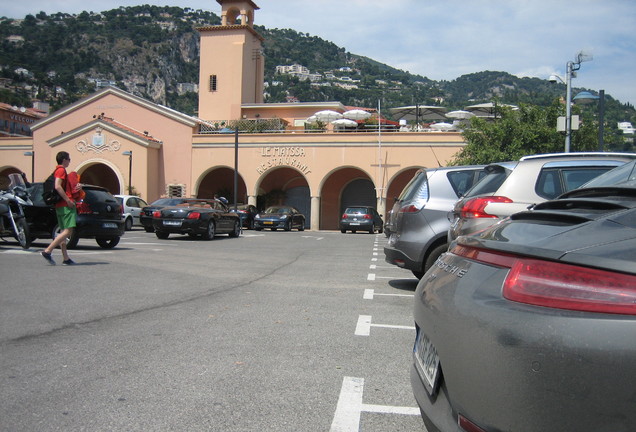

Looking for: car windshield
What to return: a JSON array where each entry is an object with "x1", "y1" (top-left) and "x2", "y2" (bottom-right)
[
  {"x1": 463, "y1": 163, "x2": 515, "y2": 198},
  {"x1": 578, "y1": 160, "x2": 636, "y2": 188},
  {"x1": 265, "y1": 207, "x2": 290, "y2": 214}
]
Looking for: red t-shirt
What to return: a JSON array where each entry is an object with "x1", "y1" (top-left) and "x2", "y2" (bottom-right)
[{"x1": 53, "y1": 165, "x2": 71, "y2": 208}]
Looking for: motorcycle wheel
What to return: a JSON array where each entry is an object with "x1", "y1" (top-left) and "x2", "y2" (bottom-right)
[{"x1": 15, "y1": 218, "x2": 31, "y2": 249}]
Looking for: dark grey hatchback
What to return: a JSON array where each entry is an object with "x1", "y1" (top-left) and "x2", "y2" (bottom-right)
[
  {"x1": 411, "y1": 181, "x2": 636, "y2": 432},
  {"x1": 339, "y1": 206, "x2": 383, "y2": 234}
]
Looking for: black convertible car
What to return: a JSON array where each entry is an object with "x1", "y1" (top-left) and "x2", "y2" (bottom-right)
[{"x1": 152, "y1": 198, "x2": 241, "y2": 240}]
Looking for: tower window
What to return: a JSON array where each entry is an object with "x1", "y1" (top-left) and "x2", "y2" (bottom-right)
[{"x1": 209, "y1": 75, "x2": 217, "y2": 92}]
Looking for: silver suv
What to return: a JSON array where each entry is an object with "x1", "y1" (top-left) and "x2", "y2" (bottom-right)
[
  {"x1": 449, "y1": 152, "x2": 636, "y2": 241},
  {"x1": 384, "y1": 165, "x2": 485, "y2": 279}
]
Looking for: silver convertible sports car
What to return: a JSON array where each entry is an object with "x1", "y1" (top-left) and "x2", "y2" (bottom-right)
[{"x1": 411, "y1": 181, "x2": 636, "y2": 432}]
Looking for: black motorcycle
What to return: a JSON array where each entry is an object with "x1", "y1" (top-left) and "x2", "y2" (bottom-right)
[{"x1": 0, "y1": 173, "x2": 31, "y2": 249}]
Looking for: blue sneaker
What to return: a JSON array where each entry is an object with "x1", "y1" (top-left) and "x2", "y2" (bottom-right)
[{"x1": 41, "y1": 251, "x2": 56, "y2": 265}]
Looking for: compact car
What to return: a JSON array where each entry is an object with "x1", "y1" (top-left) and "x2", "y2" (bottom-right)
[
  {"x1": 25, "y1": 183, "x2": 124, "y2": 249},
  {"x1": 140, "y1": 197, "x2": 191, "y2": 232},
  {"x1": 448, "y1": 152, "x2": 636, "y2": 241},
  {"x1": 115, "y1": 194, "x2": 148, "y2": 230},
  {"x1": 152, "y1": 198, "x2": 241, "y2": 240},
  {"x1": 339, "y1": 206, "x2": 383, "y2": 233},
  {"x1": 254, "y1": 206, "x2": 305, "y2": 231},
  {"x1": 384, "y1": 165, "x2": 486, "y2": 278},
  {"x1": 411, "y1": 181, "x2": 636, "y2": 432}
]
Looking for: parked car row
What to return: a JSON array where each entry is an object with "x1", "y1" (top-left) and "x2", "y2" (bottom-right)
[
  {"x1": 408, "y1": 154, "x2": 636, "y2": 431},
  {"x1": 141, "y1": 200, "x2": 307, "y2": 234},
  {"x1": 385, "y1": 152, "x2": 636, "y2": 279}
]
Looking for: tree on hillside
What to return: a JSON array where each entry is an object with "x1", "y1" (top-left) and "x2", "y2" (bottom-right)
[{"x1": 451, "y1": 101, "x2": 599, "y2": 165}]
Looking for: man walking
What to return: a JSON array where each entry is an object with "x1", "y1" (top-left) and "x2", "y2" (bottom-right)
[{"x1": 41, "y1": 151, "x2": 78, "y2": 265}]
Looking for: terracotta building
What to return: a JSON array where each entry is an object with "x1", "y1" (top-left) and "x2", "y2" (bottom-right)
[{"x1": 0, "y1": 0, "x2": 465, "y2": 230}]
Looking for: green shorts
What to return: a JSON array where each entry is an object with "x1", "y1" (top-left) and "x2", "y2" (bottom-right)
[{"x1": 56, "y1": 206, "x2": 77, "y2": 230}]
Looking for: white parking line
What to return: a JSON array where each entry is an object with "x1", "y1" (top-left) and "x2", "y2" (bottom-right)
[
  {"x1": 355, "y1": 315, "x2": 415, "y2": 336},
  {"x1": 363, "y1": 289, "x2": 414, "y2": 300},
  {"x1": 367, "y1": 273, "x2": 376, "y2": 281},
  {"x1": 330, "y1": 376, "x2": 420, "y2": 432}
]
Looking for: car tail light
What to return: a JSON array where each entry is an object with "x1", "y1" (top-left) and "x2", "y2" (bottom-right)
[
  {"x1": 452, "y1": 245, "x2": 636, "y2": 315},
  {"x1": 341, "y1": 213, "x2": 348, "y2": 219},
  {"x1": 152, "y1": 211, "x2": 161, "y2": 218},
  {"x1": 187, "y1": 212, "x2": 201, "y2": 220},
  {"x1": 363, "y1": 214, "x2": 372, "y2": 219},
  {"x1": 460, "y1": 196, "x2": 513, "y2": 219},
  {"x1": 76, "y1": 202, "x2": 92, "y2": 214}
]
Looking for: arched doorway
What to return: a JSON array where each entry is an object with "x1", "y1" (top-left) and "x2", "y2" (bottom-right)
[
  {"x1": 341, "y1": 179, "x2": 376, "y2": 213},
  {"x1": 320, "y1": 167, "x2": 376, "y2": 230},
  {"x1": 197, "y1": 167, "x2": 247, "y2": 203},
  {"x1": 257, "y1": 167, "x2": 310, "y2": 227},
  {"x1": 77, "y1": 163, "x2": 120, "y2": 194}
]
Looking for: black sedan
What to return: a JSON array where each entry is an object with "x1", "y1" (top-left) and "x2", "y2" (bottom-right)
[
  {"x1": 152, "y1": 198, "x2": 241, "y2": 240},
  {"x1": 411, "y1": 181, "x2": 636, "y2": 432},
  {"x1": 254, "y1": 206, "x2": 305, "y2": 231},
  {"x1": 140, "y1": 197, "x2": 192, "y2": 232},
  {"x1": 339, "y1": 206, "x2": 383, "y2": 234}
]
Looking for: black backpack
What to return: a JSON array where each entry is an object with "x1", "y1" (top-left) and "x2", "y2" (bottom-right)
[{"x1": 42, "y1": 172, "x2": 61, "y2": 205}]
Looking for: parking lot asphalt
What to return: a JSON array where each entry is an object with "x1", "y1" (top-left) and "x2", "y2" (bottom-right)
[{"x1": 0, "y1": 229, "x2": 426, "y2": 431}]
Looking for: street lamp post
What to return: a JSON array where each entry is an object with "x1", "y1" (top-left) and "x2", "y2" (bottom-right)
[
  {"x1": 550, "y1": 52, "x2": 592, "y2": 152},
  {"x1": 122, "y1": 150, "x2": 133, "y2": 195},
  {"x1": 564, "y1": 60, "x2": 574, "y2": 153},
  {"x1": 23, "y1": 151, "x2": 34, "y2": 182}
]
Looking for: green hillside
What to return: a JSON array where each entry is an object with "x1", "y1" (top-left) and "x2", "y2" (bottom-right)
[{"x1": 1, "y1": 4, "x2": 634, "y2": 133}]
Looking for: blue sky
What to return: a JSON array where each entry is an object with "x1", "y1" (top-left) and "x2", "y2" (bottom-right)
[{"x1": 2, "y1": 0, "x2": 635, "y2": 108}]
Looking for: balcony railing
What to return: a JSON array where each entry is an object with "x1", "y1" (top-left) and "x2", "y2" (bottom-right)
[
  {"x1": 199, "y1": 118, "x2": 287, "y2": 134},
  {"x1": 197, "y1": 118, "x2": 460, "y2": 134}
]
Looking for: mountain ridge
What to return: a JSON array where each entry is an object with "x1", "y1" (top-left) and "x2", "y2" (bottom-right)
[{"x1": 1, "y1": 5, "x2": 633, "y2": 126}]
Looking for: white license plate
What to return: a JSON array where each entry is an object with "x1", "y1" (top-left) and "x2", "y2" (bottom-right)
[
  {"x1": 350, "y1": 222, "x2": 360, "y2": 225},
  {"x1": 163, "y1": 220, "x2": 182, "y2": 226},
  {"x1": 103, "y1": 223, "x2": 118, "y2": 229},
  {"x1": 414, "y1": 331, "x2": 440, "y2": 396}
]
